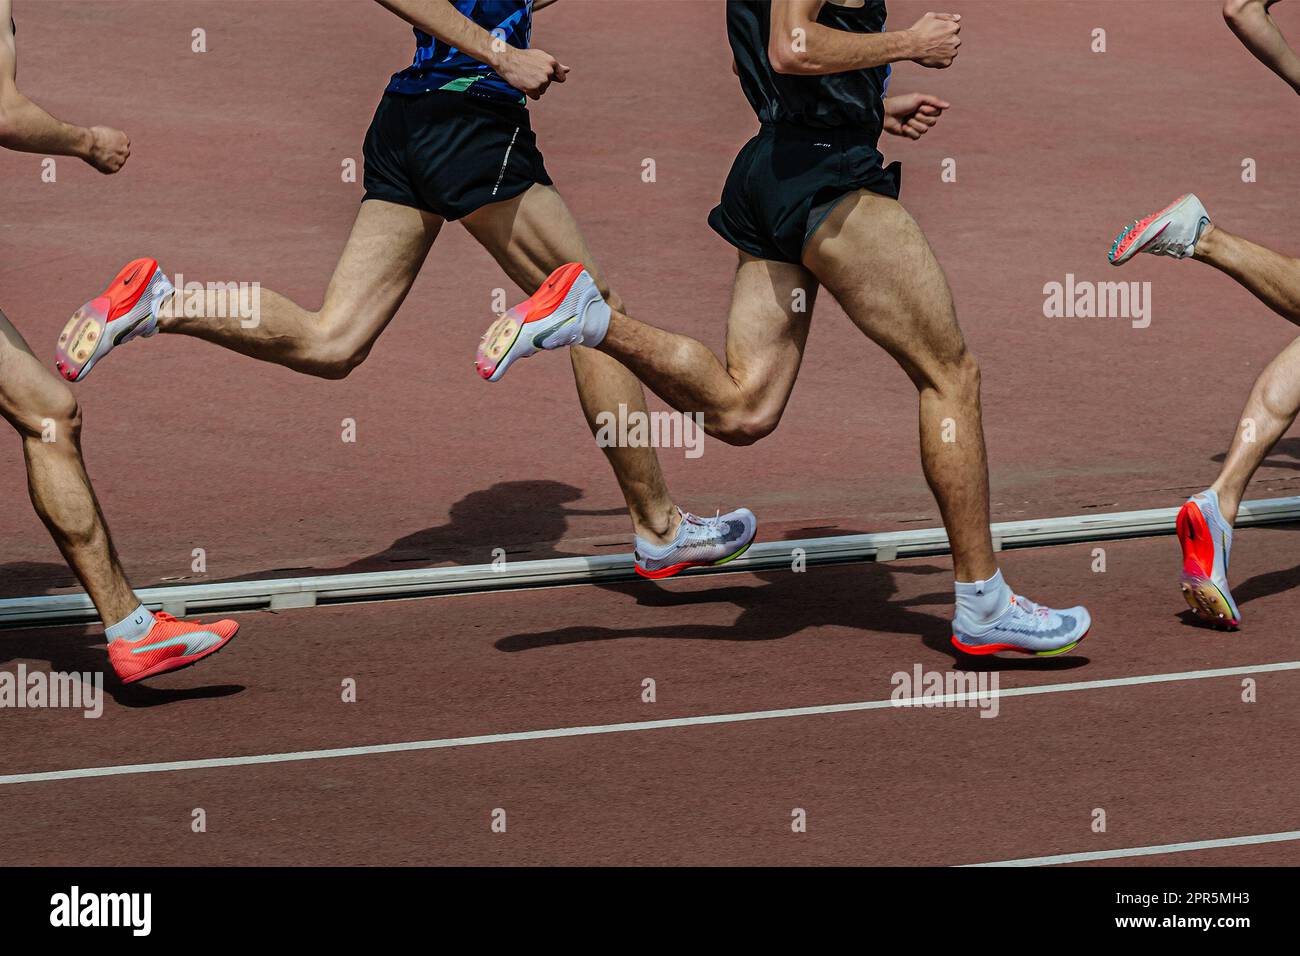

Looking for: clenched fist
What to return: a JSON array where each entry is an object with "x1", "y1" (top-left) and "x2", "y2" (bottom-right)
[
  {"x1": 908, "y1": 12, "x2": 962, "y2": 69},
  {"x1": 85, "y1": 125, "x2": 130, "y2": 174}
]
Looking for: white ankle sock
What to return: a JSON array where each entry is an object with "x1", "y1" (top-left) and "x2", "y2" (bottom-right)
[
  {"x1": 953, "y1": 569, "x2": 1012, "y2": 625},
  {"x1": 105, "y1": 604, "x2": 156, "y2": 643}
]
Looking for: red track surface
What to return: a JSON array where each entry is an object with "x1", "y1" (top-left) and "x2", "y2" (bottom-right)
[{"x1": 2, "y1": 1, "x2": 1299, "y2": 866}]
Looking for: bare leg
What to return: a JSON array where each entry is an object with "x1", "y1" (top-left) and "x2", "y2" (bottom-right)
[
  {"x1": 463, "y1": 184, "x2": 744, "y2": 541},
  {"x1": 1193, "y1": 224, "x2": 1300, "y2": 323},
  {"x1": 157, "y1": 200, "x2": 443, "y2": 378},
  {"x1": 587, "y1": 252, "x2": 816, "y2": 447},
  {"x1": 803, "y1": 191, "x2": 996, "y2": 582},
  {"x1": 1223, "y1": 0, "x2": 1300, "y2": 94},
  {"x1": 1184, "y1": 224, "x2": 1300, "y2": 521},
  {"x1": 0, "y1": 310, "x2": 138, "y2": 625},
  {"x1": 1211, "y1": 336, "x2": 1300, "y2": 523}
]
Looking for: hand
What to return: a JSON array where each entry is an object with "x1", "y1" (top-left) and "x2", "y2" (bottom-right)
[
  {"x1": 84, "y1": 125, "x2": 130, "y2": 173},
  {"x1": 882, "y1": 93, "x2": 950, "y2": 139},
  {"x1": 907, "y1": 12, "x2": 962, "y2": 68},
  {"x1": 493, "y1": 46, "x2": 570, "y2": 100}
]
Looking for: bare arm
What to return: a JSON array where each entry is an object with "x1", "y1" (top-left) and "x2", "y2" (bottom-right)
[
  {"x1": 1224, "y1": 0, "x2": 1300, "y2": 92},
  {"x1": 0, "y1": 1, "x2": 129, "y2": 171},
  {"x1": 374, "y1": 0, "x2": 569, "y2": 98},
  {"x1": 534, "y1": 0, "x2": 560, "y2": 10},
  {"x1": 767, "y1": 0, "x2": 962, "y2": 75}
]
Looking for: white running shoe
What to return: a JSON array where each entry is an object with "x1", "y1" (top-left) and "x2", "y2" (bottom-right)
[
  {"x1": 476, "y1": 262, "x2": 610, "y2": 382},
  {"x1": 952, "y1": 594, "x2": 1091, "y2": 656},
  {"x1": 1108, "y1": 193, "x2": 1212, "y2": 265},
  {"x1": 634, "y1": 508, "x2": 758, "y2": 579}
]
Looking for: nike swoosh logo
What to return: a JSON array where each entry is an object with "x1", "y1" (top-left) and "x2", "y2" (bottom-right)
[
  {"x1": 124, "y1": 265, "x2": 142, "y2": 285},
  {"x1": 130, "y1": 631, "x2": 222, "y2": 656},
  {"x1": 532, "y1": 315, "x2": 576, "y2": 349}
]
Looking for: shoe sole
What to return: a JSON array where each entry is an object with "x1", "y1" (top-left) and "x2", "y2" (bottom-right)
[
  {"x1": 56, "y1": 298, "x2": 111, "y2": 382},
  {"x1": 116, "y1": 630, "x2": 237, "y2": 684},
  {"x1": 1176, "y1": 500, "x2": 1240, "y2": 630},
  {"x1": 635, "y1": 539, "x2": 754, "y2": 580},
  {"x1": 476, "y1": 262, "x2": 586, "y2": 382},
  {"x1": 1108, "y1": 194, "x2": 1191, "y2": 265},
  {"x1": 477, "y1": 313, "x2": 524, "y2": 382},
  {"x1": 950, "y1": 626, "x2": 1090, "y2": 657}
]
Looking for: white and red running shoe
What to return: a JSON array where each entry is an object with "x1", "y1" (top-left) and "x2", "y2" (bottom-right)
[
  {"x1": 108, "y1": 612, "x2": 238, "y2": 684},
  {"x1": 634, "y1": 508, "x2": 758, "y2": 579},
  {"x1": 1176, "y1": 489, "x2": 1240, "y2": 630},
  {"x1": 952, "y1": 594, "x2": 1091, "y2": 656},
  {"x1": 1108, "y1": 194, "x2": 1212, "y2": 266},
  {"x1": 476, "y1": 262, "x2": 610, "y2": 382},
  {"x1": 56, "y1": 258, "x2": 172, "y2": 382}
]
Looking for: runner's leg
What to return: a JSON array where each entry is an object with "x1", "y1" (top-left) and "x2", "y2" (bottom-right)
[
  {"x1": 1183, "y1": 226, "x2": 1300, "y2": 522},
  {"x1": 801, "y1": 190, "x2": 996, "y2": 583},
  {"x1": 0, "y1": 309, "x2": 138, "y2": 624},
  {"x1": 463, "y1": 185, "x2": 812, "y2": 538},
  {"x1": 575, "y1": 253, "x2": 817, "y2": 446},
  {"x1": 1210, "y1": 336, "x2": 1300, "y2": 523},
  {"x1": 1194, "y1": 224, "x2": 1300, "y2": 323},
  {"x1": 157, "y1": 200, "x2": 442, "y2": 378}
]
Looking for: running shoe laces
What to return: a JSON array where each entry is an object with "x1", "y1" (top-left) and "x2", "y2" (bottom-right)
[
  {"x1": 1007, "y1": 594, "x2": 1058, "y2": 626},
  {"x1": 680, "y1": 510, "x2": 731, "y2": 545},
  {"x1": 1011, "y1": 595, "x2": 1045, "y2": 615}
]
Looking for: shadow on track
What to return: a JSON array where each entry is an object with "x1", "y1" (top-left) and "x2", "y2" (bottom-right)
[
  {"x1": 0, "y1": 623, "x2": 244, "y2": 707},
  {"x1": 209, "y1": 479, "x2": 619, "y2": 582},
  {"x1": 2, "y1": 481, "x2": 1098, "y2": 679},
  {"x1": 496, "y1": 556, "x2": 1091, "y2": 671},
  {"x1": 1211, "y1": 436, "x2": 1300, "y2": 472}
]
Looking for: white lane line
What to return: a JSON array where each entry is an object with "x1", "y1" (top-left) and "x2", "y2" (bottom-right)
[
  {"x1": 2, "y1": 660, "x2": 1297, "y2": 786},
  {"x1": 963, "y1": 829, "x2": 1300, "y2": 867}
]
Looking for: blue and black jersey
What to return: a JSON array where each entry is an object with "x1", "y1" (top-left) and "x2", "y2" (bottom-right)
[{"x1": 387, "y1": 0, "x2": 532, "y2": 104}]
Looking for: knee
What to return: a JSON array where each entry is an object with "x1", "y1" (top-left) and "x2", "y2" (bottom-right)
[
  {"x1": 306, "y1": 316, "x2": 370, "y2": 380},
  {"x1": 1223, "y1": 0, "x2": 1258, "y2": 24},
  {"x1": 15, "y1": 383, "x2": 81, "y2": 442},
  {"x1": 312, "y1": 344, "x2": 368, "y2": 380},
  {"x1": 1256, "y1": 368, "x2": 1296, "y2": 420},
  {"x1": 711, "y1": 405, "x2": 782, "y2": 446},
  {"x1": 55, "y1": 392, "x2": 83, "y2": 438},
  {"x1": 928, "y1": 348, "x2": 981, "y2": 400}
]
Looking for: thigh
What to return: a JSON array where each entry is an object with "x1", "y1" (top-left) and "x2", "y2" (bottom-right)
[
  {"x1": 725, "y1": 252, "x2": 818, "y2": 415},
  {"x1": 803, "y1": 189, "x2": 968, "y2": 383},
  {"x1": 0, "y1": 308, "x2": 73, "y2": 433},
  {"x1": 319, "y1": 199, "x2": 443, "y2": 339},
  {"x1": 459, "y1": 184, "x2": 625, "y2": 308}
]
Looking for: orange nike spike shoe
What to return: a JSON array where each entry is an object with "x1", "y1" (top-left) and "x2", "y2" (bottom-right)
[{"x1": 56, "y1": 258, "x2": 172, "y2": 382}]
